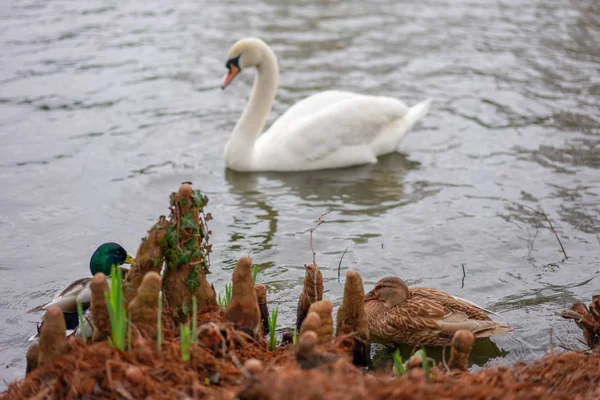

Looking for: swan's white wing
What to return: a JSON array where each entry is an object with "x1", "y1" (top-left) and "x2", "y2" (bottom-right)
[
  {"x1": 256, "y1": 95, "x2": 409, "y2": 169},
  {"x1": 266, "y1": 90, "x2": 362, "y2": 134}
]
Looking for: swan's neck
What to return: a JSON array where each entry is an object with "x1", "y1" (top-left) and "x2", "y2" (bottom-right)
[{"x1": 225, "y1": 47, "x2": 278, "y2": 170}]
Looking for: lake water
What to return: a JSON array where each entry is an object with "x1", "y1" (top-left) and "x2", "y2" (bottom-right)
[{"x1": 1, "y1": 0, "x2": 599, "y2": 388}]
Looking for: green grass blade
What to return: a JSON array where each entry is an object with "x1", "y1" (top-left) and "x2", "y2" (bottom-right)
[
  {"x1": 268, "y1": 306, "x2": 278, "y2": 351},
  {"x1": 104, "y1": 265, "x2": 126, "y2": 350},
  {"x1": 225, "y1": 283, "x2": 232, "y2": 306},
  {"x1": 76, "y1": 299, "x2": 86, "y2": 343},
  {"x1": 392, "y1": 349, "x2": 405, "y2": 377},
  {"x1": 417, "y1": 348, "x2": 431, "y2": 381},
  {"x1": 252, "y1": 265, "x2": 258, "y2": 283},
  {"x1": 180, "y1": 324, "x2": 191, "y2": 362},
  {"x1": 292, "y1": 328, "x2": 297, "y2": 345}
]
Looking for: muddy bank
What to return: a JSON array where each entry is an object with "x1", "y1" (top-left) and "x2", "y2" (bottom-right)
[
  {"x1": 4, "y1": 329, "x2": 600, "y2": 399},
  {"x1": 3, "y1": 183, "x2": 599, "y2": 400}
]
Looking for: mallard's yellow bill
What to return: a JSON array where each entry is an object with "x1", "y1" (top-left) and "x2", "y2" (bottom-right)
[{"x1": 125, "y1": 254, "x2": 135, "y2": 264}]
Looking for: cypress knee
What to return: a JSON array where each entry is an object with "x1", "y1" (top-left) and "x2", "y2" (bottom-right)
[
  {"x1": 335, "y1": 270, "x2": 370, "y2": 367},
  {"x1": 225, "y1": 257, "x2": 261, "y2": 339},
  {"x1": 296, "y1": 263, "x2": 322, "y2": 331}
]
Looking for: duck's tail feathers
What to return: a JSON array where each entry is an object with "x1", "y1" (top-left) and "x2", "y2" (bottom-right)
[
  {"x1": 27, "y1": 304, "x2": 47, "y2": 313},
  {"x1": 440, "y1": 319, "x2": 513, "y2": 339},
  {"x1": 473, "y1": 323, "x2": 514, "y2": 339},
  {"x1": 452, "y1": 294, "x2": 509, "y2": 323}
]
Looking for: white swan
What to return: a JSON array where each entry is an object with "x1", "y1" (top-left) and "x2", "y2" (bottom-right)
[{"x1": 222, "y1": 37, "x2": 431, "y2": 172}]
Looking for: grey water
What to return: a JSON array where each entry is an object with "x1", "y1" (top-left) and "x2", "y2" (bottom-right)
[{"x1": 1, "y1": 0, "x2": 599, "y2": 388}]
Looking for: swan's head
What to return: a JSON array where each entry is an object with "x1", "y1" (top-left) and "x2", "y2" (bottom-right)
[{"x1": 222, "y1": 37, "x2": 269, "y2": 89}]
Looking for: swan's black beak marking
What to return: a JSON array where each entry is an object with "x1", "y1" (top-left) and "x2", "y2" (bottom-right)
[{"x1": 222, "y1": 55, "x2": 241, "y2": 90}]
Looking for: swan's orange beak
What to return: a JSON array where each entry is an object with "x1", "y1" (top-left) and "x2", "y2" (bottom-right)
[
  {"x1": 365, "y1": 290, "x2": 378, "y2": 301},
  {"x1": 222, "y1": 65, "x2": 240, "y2": 90}
]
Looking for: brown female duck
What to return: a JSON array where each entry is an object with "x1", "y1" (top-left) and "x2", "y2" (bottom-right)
[{"x1": 364, "y1": 277, "x2": 512, "y2": 346}]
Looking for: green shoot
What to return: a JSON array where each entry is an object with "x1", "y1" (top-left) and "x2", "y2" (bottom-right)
[
  {"x1": 225, "y1": 283, "x2": 232, "y2": 305},
  {"x1": 292, "y1": 328, "x2": 297, "y2": 345},
  {"x1": 416, "y1": 348, "x2": 433, "y2": 381},
  {"x1": 392, "y1": 349, "x2": 405, "y2": 377},
  {"x1": 192, "y1": 296, "x2": 198, "y2": 346},
  {"x1": 180, "y1": 323, "x2": 191, "y2": 362},
  {"x1": 157, "y1": 292, "x2": 162, "y2": 352},
  {"x1": 252, "y1": 265, "x2": 259, "y2": 283},
  {"x1": 76, "y1": 299, "x2": 86, "y2": 343},
  {"x1": 104, "y1": 265, "x2": 126, "y2": 351},
  {"x1": 268, "y1": 306, "x2": 278, "y2": 351},
  {"x1": 217, "y1": 283, "x2": 233, "y2": 307}
]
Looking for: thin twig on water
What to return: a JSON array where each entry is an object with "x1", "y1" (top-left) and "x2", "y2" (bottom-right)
[
  {"x1": 309, "y1": 210, "x2": 331, "y2": 302},
  {"x1": 461, "y1": 264, "x2": 466, "y2": 289},
  {"x1": 538, "y1": 208, "x2": 568, "y2": 260},
  {"x1": 309, "y1": 209, "x2": 332, "y2": 266},
  {"x1": 504, "y1": 200, "x2": 568, "y2": 261},
  {"x1": 337, "y1": 247, "x2": 348, "y2": 284}
]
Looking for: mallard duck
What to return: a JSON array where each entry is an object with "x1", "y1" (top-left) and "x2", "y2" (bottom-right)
[
  {"x1": 28, "y1": 242, "x2": 134, "y2": 340},
  {"x1": 364, "y1": 277, "x2": 512, "y2": 346}
]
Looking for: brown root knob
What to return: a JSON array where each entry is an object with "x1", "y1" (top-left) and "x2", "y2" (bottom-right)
[
  {"x1": 244, "y1": 359, "x2": 264, "y2": 376},
  {"x1": 335, "y1": 270, "x2": 370, "y2": 366},
  {"x1": 254, "y1": 284, "x2": 269, "y2": 336},
  {"x1": 128, "y1": 272, "x2": 162, "y2": 339},
  {"x1": 162, "y1": 184, "x2": 216, "y2": 325},
  {"x1": 179, "y1": 183, "x2": 193, "y2": 198},
  {"x1": 407, "y1": 353, "x2": 424, "y2": 370},
  {"x1": 295, "y1": 331, "x2": 318, "y2": 360},
  {"x1": 225, "y1": 257, "x2": 261, "y2": 338},
  {"x1": 448, "y1": 330, "x2": 475, "y2": 371},
  {"x1": 308, "y1": 300, "x2": 333, "y2": 344},
  {"x1": 405, "y1": 352, "x2": 435, "y2": 377},
  {"x1": 125, "y1": 366, "x2": 144, "y2": 384},
  {"x1": 124, "y1": 217, "x2": 167, "y2": 306},
  {"x1": 25, "y1": 343, "x2": 39, "y2": 374},
  {"x1": 90, "y1": 273, "x2": 111, "y2": 343},
  {"x1": 198, "y1": 322, "x2": 226, "y2": 356},
  {"x1": 296, "y1": 263, "x2": 323, "y2": 331},
  {"x1": 406, "y1": 368, "x2": 427, "y2": 384},
  {"x1": 299, "y1": 311, "x2": 321, "y2": 337},
  {"x1": 37, "y1": 307, "x2": 71, "y2": 366},
  {"x1": 591, "y1": 295, "x2": 600, "y2": 322}
]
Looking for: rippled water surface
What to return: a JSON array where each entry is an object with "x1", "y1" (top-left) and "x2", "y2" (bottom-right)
[{"x1": 1, "y1": 0, "x2": 599, "y2": 387}]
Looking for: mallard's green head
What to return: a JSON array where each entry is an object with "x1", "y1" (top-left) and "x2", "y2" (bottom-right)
[{"x1": 89, "y1": 242, "x2": 134, "y2": 276}]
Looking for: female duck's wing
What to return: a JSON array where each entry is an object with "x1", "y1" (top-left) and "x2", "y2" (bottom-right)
[
  {"x1": 404, "y1": 296, "x2": 512, "y2": 339},
  {"x1": 27, "y1": 278, "x2": 91, "y2": 314},
  {"x1": 411, "y1": 287, "x2": 501, "y2": 321}
]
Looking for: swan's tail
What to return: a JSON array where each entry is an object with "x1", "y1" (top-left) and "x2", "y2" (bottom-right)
[
  {"x1": 386, "y1": 98, "x2": 432, "y2": 151},
  {"x1": 404, "y1": 98, "x2": 432, "y2": 132}
]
